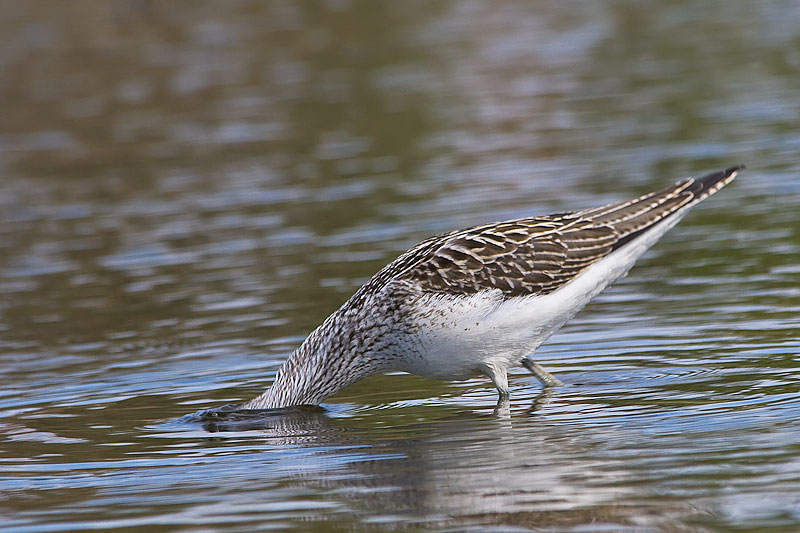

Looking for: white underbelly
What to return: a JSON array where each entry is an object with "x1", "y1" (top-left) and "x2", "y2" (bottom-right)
[{"x1": 393, "y1": 210, "x2": 688, "y2": 380}]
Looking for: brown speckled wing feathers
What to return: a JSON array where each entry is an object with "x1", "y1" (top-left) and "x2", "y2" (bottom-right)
[
  {"x1": 371, "y1": 166, "x2": 741, "y2": 299},
  {"x1": 403, "y1": 217, "x2": 621, "y2": 296}
]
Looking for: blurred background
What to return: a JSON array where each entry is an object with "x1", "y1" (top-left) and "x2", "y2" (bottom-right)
[{"x1": 1, "y1": 1, "x2": 799, "y2": 531}]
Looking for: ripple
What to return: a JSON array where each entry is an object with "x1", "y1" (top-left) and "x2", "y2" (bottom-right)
[{"x1": 1, "y1": 1, "x2": 799, "y2": 531}]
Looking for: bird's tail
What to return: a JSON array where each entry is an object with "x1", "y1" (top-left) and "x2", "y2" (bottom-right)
[{"x1": 577, "y1": 165, "x2": 744, "y2": 250}]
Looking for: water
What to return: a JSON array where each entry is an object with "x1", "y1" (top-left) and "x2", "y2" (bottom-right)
[{"x1": 1, "y1": 1, "x2": 799, "y2": 531}]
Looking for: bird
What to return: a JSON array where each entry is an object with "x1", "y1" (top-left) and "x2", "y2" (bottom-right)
[{"x1": 239, "y1": 166, "x2": 743, "y2": 409}]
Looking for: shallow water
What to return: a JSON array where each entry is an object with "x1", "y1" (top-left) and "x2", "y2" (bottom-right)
[{"x1": 1, "y1": 1, "x2": 799, "y2": 531}]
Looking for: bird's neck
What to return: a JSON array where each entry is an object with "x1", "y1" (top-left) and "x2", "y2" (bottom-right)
[{"x1": 239, "y1": 312, "x2": 388, "y2": 409}]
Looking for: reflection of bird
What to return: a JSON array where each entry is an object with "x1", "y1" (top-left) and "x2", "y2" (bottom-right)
[{"x1": 241, "y1": 166, "x2": 743, "y2": 409}]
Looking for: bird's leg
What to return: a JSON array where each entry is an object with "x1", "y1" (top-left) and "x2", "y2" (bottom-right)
[
  {"x1": 522, "y1": 357, "x2": 563, "y2": 387},
  {"x1": 493, "y1": 395, "x2": 511, "y2": 419},
  {"x1": 479, "y1": 362, "x2": 510, "y2": 400}
]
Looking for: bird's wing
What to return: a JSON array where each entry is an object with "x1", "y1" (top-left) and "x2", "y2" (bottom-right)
[{"x1": 389, "y1": 166, "x2": 741, "y2": 297}]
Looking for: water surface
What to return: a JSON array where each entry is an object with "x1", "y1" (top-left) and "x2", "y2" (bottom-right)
[{"x1": 1, "y1": 1, "x2": 799, "y2": 531}]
